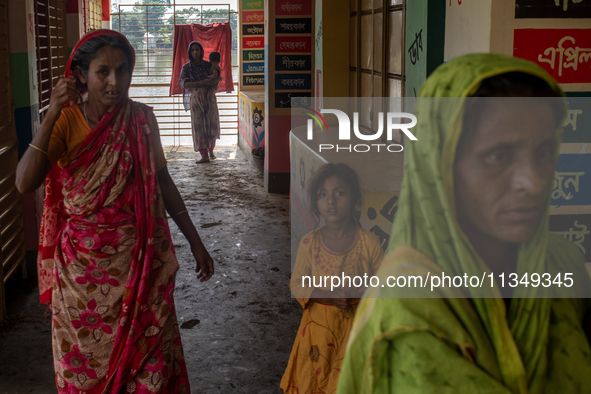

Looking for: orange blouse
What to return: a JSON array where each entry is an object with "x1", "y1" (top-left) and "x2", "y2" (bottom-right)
[{"x1": 47, "y1": 104, "x2": 167, "y2": 170}]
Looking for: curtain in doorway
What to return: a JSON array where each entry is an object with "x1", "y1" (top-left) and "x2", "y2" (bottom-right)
[{"x1": 170, "y1": 22, "x2": 234, "y2": 95}]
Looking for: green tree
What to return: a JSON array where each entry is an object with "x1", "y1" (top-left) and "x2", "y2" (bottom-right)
[
  {"x1": 169, "y1": 7, "x2": 198, "y2": 25},
  {"x1": 112, "y1": 0, "x2": 171, "y2": 49},
  {"x1": 201, "y1": 8, "x2": 238, "y2": 50},
  {"x1": 113, "y1": 3, "x2": 237, "y2": 52},
  {"x1": 141, "y1": 0, "x2": 171, "y2": 34}
]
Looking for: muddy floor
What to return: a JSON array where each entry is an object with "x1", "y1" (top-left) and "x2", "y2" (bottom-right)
[{"x1": 0, "y1": 145, "x2": 301, "y2": 394}]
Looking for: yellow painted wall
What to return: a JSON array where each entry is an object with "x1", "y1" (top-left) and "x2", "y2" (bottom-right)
[{"x1": 314, "y1": 0, "x2": 349, "y2": 99}]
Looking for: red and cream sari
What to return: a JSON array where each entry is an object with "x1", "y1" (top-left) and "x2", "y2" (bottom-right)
[{"x1": 36, "y1": 30, "x2": 190, "y2": 394}]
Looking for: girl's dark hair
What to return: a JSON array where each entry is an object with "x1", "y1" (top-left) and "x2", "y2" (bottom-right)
[
  {"x1": 70, "y1": 35, "x2": 133, "y2": 90},
  {"x1": 209, "y1": 51, "x2": 221, "y2": 62},
  {"x1": 187, "y1": 41, "x2": 204, "y2": 62},
  {"x1": 308, "y1": 163, "x2": 363, "y2": 225},
  {"x1": 462, "y1": 72, "x2": 565, "y2": 144}
]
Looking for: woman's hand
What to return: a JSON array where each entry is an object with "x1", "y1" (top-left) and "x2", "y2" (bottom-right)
[
  {"x1": 311, "y1": 288, "x2": 350, "y2": 309},
  {"x1": 15, "y1": 77, "x2": 78, "y2": 193},
  {"x1": 203, "y1": 77, "x2": 219, "y2": 87},
  {"x1": 329, "y1": 288, "x2": 350, "y2": 309},
  {"x1": 191, "y1": 244, "x2": 214, "y2": 282},
  {"x1": 344, "y1": 284, "x2": 367, "y2": 298},
  {"x1": 47, "y1": 76, "x2": 80, "y2": 119},
  {"x1": 157, "y1": 166, "x2": 215, "y2": 283},
  {"x1": 185, "y1": 81, "x2": 205, "y2": 89}
]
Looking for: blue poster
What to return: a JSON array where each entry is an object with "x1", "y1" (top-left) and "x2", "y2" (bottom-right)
[
  {"x1": 275, "y1": 55, "x2": 312, "y2": 71},
  {"x1": 549, "y1": 214, "x2": 591, "y2": 259},
  {"x1": 243, "y1": 62, "x2": 265, "y2": 74},
  {"x1": 562, "y1": 97, "x2": 591, "y2": 143},
  {"x1": 274, "y1": 73, "x2": 312, "y2": 90},
  {"x1": 551, "y1": 153, "x2": 591, "y2": 206}
]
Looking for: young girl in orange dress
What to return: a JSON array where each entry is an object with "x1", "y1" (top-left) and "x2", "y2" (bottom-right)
[{"x1": 281, "y1": 163, "x2": 384, "y2": 394}]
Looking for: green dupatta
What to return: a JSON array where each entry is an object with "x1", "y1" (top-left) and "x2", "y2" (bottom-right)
[{"x1": 336, "y1": 53, "x2": 591, "y2": 394}]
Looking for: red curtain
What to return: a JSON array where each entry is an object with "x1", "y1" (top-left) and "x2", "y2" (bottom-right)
[{"x1": 170, "y1": 22, "x2": 234, "y2": 95}]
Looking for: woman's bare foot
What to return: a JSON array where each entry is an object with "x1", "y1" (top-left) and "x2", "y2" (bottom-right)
[
  {"x1": 196, "y1": 157, "x2": 210, "y2": 164},
  {"x1": 209, "y1": 153, "x2": 216, "y2": 160}
]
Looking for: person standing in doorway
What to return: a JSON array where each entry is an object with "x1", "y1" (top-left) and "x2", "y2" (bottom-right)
[{"x1": 178, "y1": 41, "x2": 220, "y2": 163}]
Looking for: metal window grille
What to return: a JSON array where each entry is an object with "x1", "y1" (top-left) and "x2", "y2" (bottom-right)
[
  {"x1": 83, "y1": 0, "x2": 103, "y2": 32},
  {"x1": 111, "y1": 3, "x2": 239, "y2": 149},
  {"x1": 34, "y1": 0, "x2": 68, "y2": 121},
  {"x1": 113, "y1": 4, "x2": 235, "y2": 77},
  {"x1": 350, "y1": 0, "x2": 405, "y2": 98},
  {"x1": 349, "y1": 0, "x2": 405, "y2": 141}
]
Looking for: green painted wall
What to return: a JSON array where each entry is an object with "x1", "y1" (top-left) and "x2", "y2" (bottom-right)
[
  {"x1": 426, "y1": 0, "x2": 446, "y2": 76},
  {"x1": 9, "y1": 52, "x2": 37, "y2": 109},
  {"x1": 405, "y1": 0, "x2": 445, "y2": 97},
  {"x1": 405, "y1": 0, "x2": 427, "y2": 97}
]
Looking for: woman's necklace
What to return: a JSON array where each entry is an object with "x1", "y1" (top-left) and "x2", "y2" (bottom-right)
[{"x1": 84, "y1": 101, "x2": 89, "y2": 125}]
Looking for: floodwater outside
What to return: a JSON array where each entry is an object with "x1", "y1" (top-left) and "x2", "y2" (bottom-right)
[{"x1": 111, "y1": 0, "x2": 240, "y2": 148}]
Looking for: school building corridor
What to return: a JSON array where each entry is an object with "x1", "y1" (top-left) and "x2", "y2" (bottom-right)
[{"x1": 0, "y1": 144, "x2": 301, "y2": 394}]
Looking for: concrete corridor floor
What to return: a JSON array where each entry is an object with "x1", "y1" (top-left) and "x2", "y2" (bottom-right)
[{"x1": 0, "y1": 145, "x2": 301, "y2": 394}]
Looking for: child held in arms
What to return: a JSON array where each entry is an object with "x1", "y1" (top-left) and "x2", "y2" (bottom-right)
[{"x1": 199, "y1": 50, "x2": 221, "y2": 160}]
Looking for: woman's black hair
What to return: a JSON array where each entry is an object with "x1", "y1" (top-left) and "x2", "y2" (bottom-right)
[
  {"x1": 70, "y1": 34, "x2": 133, "y2": 90},
  {"x1": 187, "y1": 41, "x2": 205, "y2": 62},
  {"x1": 462, "y1": 72, "x2": 565, "y2": 145},
  {"x1": 209, "y1": 51, "x2": 221, "y2": 62},
  {"x1": 469, "y1": 72, "x2": 561, "y2": 98},
  {"x1": 308, "y1": 163, "x2": 363, "y2": 226}
]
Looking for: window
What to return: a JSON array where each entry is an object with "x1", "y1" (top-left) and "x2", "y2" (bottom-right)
[
  {"x1": 34, "y1": 0, "x2": 68, "y2": 120},
  {"x1": 350, "y1": 0, "x2": 404, "y2": 98},
  {"x1": 349, "y1": 0, "x2": 404, "y2": 136},
  {"x1": 83, "y1": 0, "x2": 103, "y2": 32}
]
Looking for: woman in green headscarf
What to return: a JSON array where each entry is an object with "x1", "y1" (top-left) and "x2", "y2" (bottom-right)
[{"x1": 336, "y1": 53, "x2": 591, "y2": 393}]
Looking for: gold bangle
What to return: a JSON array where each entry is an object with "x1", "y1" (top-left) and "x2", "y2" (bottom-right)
[
  {"x1": 29, "y1": 143, "x2": 48, "y2": 155},
  {"x1": 172, "y1": 210, "x2": 188, "y2": 218}
]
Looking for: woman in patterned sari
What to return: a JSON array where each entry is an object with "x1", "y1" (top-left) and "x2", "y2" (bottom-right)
[
  {"x1": 15, "y1": 30, "x2": 213, "y2": 393},
  {"x1": 178, "y1": 41, "x2": 221, "y2": 164}
]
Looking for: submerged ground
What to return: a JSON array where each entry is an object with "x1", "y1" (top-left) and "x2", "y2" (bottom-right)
[{"x1": 0, "y1": 145, "x2": 300, "y2": 394}]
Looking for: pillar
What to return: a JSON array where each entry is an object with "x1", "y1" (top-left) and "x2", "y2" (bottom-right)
[
  {"x1": 102, "y1": 0, "x2": 110, "y2": 29},
  {"x1": 66, "y1": 0, "x2": 84, "y2": 50},
  {"x1": 238, "y1": 0, "x2": 266, "y2": 171},
  {"x1": 314, "y1": 0, "x2": 350, "y2": 101},
  {"x1": 8, "y1": 0, "x2": 41, "y2": 252},
  {"x1": 264, "y1": 0, "x2": 314, "y2": 193}
]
